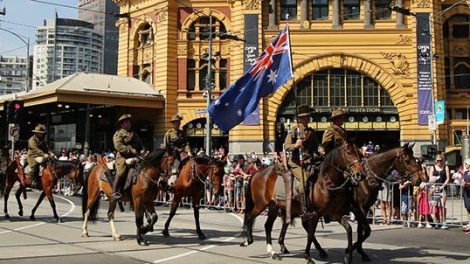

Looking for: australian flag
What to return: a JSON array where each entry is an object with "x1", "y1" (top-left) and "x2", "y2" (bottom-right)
[{"x1": 208, "y1": 25, "x2": 293, "y2": 132}]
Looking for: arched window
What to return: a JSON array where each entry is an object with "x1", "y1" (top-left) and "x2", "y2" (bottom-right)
[
  {"x1": 137, "y1": 23, "x2": 153, "y2": 47},
  {"x1": 184, "y1": 15, "x2": 230, "y2": 92},
  {"x1": 454, "y1": 63, "x2": 470, "y2": 89},
  {"x1": 375, "y1": 0, "x2": 391, "y2": 20},
  {"x1": 280, "y1": 68, "x2": 395, "y2": 115}
]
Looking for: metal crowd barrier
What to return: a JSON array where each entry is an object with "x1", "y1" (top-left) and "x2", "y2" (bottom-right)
[
  {"x1": 152, "y1": 174, "x2": 468, "y2": 228},
  {"x1": 369, "y1": 182, "x2": 467, "y2": 228}
]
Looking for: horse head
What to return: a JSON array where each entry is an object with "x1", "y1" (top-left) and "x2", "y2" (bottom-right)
[
  {"x1": 340, "y1": 136, "x2": 366, "y2": 183},
  {"x1": 156, "y1": 147, "x2": 178, "y2": 191},
  {"x1": 393, "y1": 142, "x2": 427, "y2": 186},
  {"x1": 209, "y1": 155, "x2": 227, "y2": 200}
]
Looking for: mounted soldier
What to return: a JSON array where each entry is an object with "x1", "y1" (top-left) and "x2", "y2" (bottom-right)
[
  {"x1": 284, "y1": 105, "x2": 320, "y2": 214},
  {"x1": 111, "y1": 114, "x2": 143, "y2": 201},
  {"x1": 320, "y1": 108, "x2": 348, "y2": 155},
  {"x1": 163, "y1": 114, "x2": 192, "y2": 170},
  {"x1": 26, "y1": 124, "x2": 50, "y2": 186}
]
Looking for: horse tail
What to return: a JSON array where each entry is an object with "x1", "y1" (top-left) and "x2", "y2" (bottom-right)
[
  {"x1": 243, "y1": 174, "x2": 255, "y2": 231},
  {"x1": 0, "y1": 170, "x2": 5, "y2": 199},
  {"x1": 81, "y1": 168, "x2": 100, "y2": 222}
]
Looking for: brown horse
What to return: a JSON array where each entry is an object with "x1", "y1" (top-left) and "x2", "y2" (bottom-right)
[
  {"x1": 162, "y1": 156, "x2": 226, "y2": 239},
  {"x1": 0, "y1": 154, "x2": 27, "y2": 219},
  {"x1": 348, "y1": 143, "x2": 428, "y2": 261},
  {"x1": 29, "y1": 159, "x2": 84, "y2": 222},
  {"x1": 303, "y1": 141, "x2": 365, "y2": 264},
  {"x1": 81, "y1": 148, "x2": 176, "y2": 245},
  {"x1": 271, "y1": 143, "x2": 429, "y2": 260},
  {"x1": 241, "y1": 141, "x2": 365, "y2": 263}
]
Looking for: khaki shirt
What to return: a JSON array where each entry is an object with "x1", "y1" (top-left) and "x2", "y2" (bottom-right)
[
  {"x1": 27, "y1": 134, "x2": 49, "y2": 158},
  {"x1": 321, "y1": 123, "x2": 347, "y2": 154},
  {"x1": 163, "y1": 128, "x2": 191, "y2": 152},
  {"x1": 284, "y1": 124, "x2": 319, "y2": 165},
  {"x1": 113, "y1": 128, "x2": 143, "y2": 160}
]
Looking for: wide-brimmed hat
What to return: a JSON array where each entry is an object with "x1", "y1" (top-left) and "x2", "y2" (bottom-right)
[
  {"x1": 329, "y1": 108, "x2": 347, "y2": 120},
  {"x1": 117, "y1": 114, "x2": 132, "y2": 124},
  {"x1": 297, "y1": 105, "x2": 314, "y2": 118},
  {"x1": 170, "y1": 114, "x2": 183, "y2": 123},
  {"x1": 32, "y1": 124, "x2": 46, "y2": 133}
]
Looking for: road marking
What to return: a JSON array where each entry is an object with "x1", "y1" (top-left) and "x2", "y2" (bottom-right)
[
  {"x1": 153, "y1": 212, "x2": 244, "y2": 264},
  {"x1": 0, "y1": 195, "x2": 75, "y2": 235}
]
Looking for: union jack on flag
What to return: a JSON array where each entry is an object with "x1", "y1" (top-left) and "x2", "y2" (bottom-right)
[{"x1": 208, "y1": 25, "x2": 293, "y2": 132}]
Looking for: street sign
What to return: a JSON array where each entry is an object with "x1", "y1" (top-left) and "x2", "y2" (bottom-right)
[
  {"x1": 435, "y1": 100, "x2": 445, "y2": 125},
  {"x1": 8, "y1": 123, "x2": 19, "y2": 142},
  {"x1": 428, "y1": 115, "x2": 436, "y2": 131}
]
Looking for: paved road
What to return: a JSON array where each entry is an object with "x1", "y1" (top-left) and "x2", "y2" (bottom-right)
[{"x1": 0, "y1": 190, "x2": 469, "y2": 264}]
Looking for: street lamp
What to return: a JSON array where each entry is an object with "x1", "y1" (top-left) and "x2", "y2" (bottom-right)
[{"x1": 0, "y1": 27, "x2": 30, "y2": 91}]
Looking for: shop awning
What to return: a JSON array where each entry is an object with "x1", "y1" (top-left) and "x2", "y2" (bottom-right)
[{"x1": 0, "y1": 72, "x2": 165, "y2": 110}]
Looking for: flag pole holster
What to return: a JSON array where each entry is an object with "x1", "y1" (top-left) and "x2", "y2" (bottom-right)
[{"x1": 282, "y1": 144, "x2": 292, "y2": 225}]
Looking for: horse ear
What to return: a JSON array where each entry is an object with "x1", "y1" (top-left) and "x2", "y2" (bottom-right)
[{"x1": 409, "y1": 142, "x2": 415, "y2": 150}]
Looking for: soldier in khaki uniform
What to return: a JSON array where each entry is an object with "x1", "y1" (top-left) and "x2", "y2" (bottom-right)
[
  {"x1": 27, "y1": 124, "x2": 50, "y2": 185},
  {"x1": 163, "y1": 114, "x2": 192, "y2": 160},
  {"x1": 111, "y1": 114, "x2": 143, "y2": 201},
  {"x1": 320, "y1": 108, "x2": 347, "y2": 155},
  {"x1": 284, "y1": 105, "x2": 319, "y2": 196}
]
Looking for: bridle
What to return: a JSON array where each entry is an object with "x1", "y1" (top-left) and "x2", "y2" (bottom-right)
[{"x1": 325, "y1": 144, "x2": 364, "y2": 190}]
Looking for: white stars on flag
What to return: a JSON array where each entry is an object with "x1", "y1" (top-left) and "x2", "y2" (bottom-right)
[{"x1": 267, "y1": 69, "x2": 278, "y2": 84}]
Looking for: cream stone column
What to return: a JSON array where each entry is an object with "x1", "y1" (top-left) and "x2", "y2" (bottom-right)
[
  {"x1": 268, "y1": 0, "x2": 278, "y2": 29},
  {"x1": 300, "y1": 0, "x2": 308, "y2": 29},
  {"x1": 364, "y1": 0, "x2": 373, "y2": 28},
  {"x1": 395, "y1": 0, "x2": 405, "y2": 28},
  {"x1": 332, "y1": 0, "x2": 341, "y2": 28}
]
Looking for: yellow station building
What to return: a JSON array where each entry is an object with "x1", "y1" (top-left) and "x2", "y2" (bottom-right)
[{"x1": 113, "y1": 0, "x2": 469, "y2": 154}]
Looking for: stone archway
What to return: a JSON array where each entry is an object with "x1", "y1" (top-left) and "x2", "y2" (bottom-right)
[{"x1": 267, "y1": 52, "x2": 408, "y2": 140}]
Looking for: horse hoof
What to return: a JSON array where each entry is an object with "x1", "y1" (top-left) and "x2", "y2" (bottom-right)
[
  {"x1": 198, "y1": 233, "x2": 206, "y2": 240},
  {"x1": 306, "y1": 257, "x2": 315, "y2": 264},
  {"x1": 18, "y1": 210, "x2": 23, "y2": 217},
  {"x1": 271, "y1": 253, "x2": 282, "y2": 260},
  {"x1": 81, "y1": 232, "x2": 89, "y2": 238},
  {"x1": 162, "y1": 230, "x2": 169, "y2": 237},
  {"x1": 4, "y1": 214, "x2": 10, "y2": 219},
  {"x1": 344, "y1": 255, "x2": 352, "y2": 264},
  {"x1": 280, "y1": 246, "x2": 289, "y2": 254},
  {"x1": 113, "y1": 235, "x2": 123, "y2": 241},
  {"x1": 138, "y1": 239, "x2": 149, "y2": 246},
  {"x1": 57, "y1": 218, "x2": 63, "y2": 223},
  {"x1": 319, "y1": 250, "x2": 328, "y2": 259},
  {"x1": 239, "y1": 241, "x2": 249, "y2": 247},
  {"x1": 29, "y1": 216, "x2": 35, "y2": 221}
]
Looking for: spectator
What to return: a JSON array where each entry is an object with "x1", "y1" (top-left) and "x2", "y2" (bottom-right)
[
  {"x1": 378, "y1": 181, "x2": 392, "y2": 225},
  {"x1": 417, "y1": 182, "x2": 432, "y2": 228},
  {"x1": 399, "y1": 179, "x2": 414, "y2": 226},
  {"x1": 366, "y1": 141, "x2": 374, "y2": 155},
  {"x1": 462, "y1": 159, "x2": 470, "y2": 232},
  {"x1": 452, "y1": 166, "x2": 464, "y2": 197},
  {"x1": 58, "y1": 149, "x2": 68, "y2": 161},
  {"x1": 429, "y1": 154, "x2": 450, "y2": 229}
]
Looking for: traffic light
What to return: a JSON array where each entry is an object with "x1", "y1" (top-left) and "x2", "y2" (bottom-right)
[
  {"x1": 421, "y1": 144, "x2": 437, "y2": 159},
  {"x1": 3, "y1": 100, "x2": 24, "y2": 123}
]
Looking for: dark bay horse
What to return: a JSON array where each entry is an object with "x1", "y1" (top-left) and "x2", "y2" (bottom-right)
[
  {"x1": 162, "y1": 156, "x2": 226, "y2": 239},
  {"x1": 303, "y1": 141, "x2": 365, "y2": 264},
  {"x1": 349, "y1": 143, "x2": 428, "y2": 261},
  {"x1": 0, "y1": 155, "x2": 27, "y2": 219},
  {"x1": 81, "y1": 148, "x2": 176, "y2": 245},
  {"x1": 241, "y1": 141, "x2": 365, "y2": 263},
  {"x1": 29, "y1": 159, "x2": 84, "y2": 222}
]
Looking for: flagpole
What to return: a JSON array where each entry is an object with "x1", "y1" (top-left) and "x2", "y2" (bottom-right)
[{"x1": 205, "y1": 15, "x2": 213, "y2": 156}]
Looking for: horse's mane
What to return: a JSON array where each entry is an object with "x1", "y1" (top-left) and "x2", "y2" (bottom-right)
[
  {"x1": 141, "y1": 149, "x2": 167, "y2": 170},
  {"x1": 320, "y1": 145, "x2": 341, "y2": 173},
  {"x1": 51, "y1": 159, "x2": 81, "y2": 171}
]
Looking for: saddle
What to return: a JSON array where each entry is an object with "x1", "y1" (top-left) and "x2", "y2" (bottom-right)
[{"x1": 100, "y1": 164, "x2": 139, "y2": 192}]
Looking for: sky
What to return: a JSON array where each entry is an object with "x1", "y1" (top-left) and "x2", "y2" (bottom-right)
[{"x1": 0, "y1": 0, "x2": 78, "y2": 57}]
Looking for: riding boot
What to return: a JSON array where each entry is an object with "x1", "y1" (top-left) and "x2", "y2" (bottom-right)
[{"x1": 111, "y1": 175, "x2": 122, "y2": 202}]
